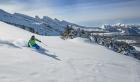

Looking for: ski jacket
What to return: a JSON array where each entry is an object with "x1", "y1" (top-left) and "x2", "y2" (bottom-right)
[{"x1": 28, "y1": 38, "x2": 41, "y2": 47}]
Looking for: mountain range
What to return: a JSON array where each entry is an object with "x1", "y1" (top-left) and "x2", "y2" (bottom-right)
[
  {"x1": 101, "y1": 23, "x2": 140, "y2": 35},
  {"x1": 0, "y1": 9, "x2": 140, "y2": 36},
  {"x1": 0, "y1": 9, "x2": 84, "y2": 36}
]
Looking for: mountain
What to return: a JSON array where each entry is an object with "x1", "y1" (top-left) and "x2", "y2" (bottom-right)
[
  {"x1": 0, "y1": 9, "x2": 84, "y2": 36},
  {"x1": 1, "y1": 9, "x2": 140, "y2": 36},
  {"x1": 101, "y1": 23, "x2": 140, "y2": 35},
  {"x1": 0, "y1": 21, "x2": 140, "y2": 82}
]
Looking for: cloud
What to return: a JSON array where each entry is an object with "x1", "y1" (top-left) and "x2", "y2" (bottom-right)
[
  {"x1": 62, "y1": 0, "x2": 140, "y2": 25},
  {"x1": 0, "y1": 0, "x2": 140, "y2": 26}
]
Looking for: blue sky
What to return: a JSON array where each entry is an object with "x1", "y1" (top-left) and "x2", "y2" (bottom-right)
[{"x1": 0, "y1": 0, "x2": 140, "y2": 27}]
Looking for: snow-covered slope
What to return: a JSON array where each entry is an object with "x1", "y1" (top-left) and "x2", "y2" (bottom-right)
[{"x1": 0, "y1": 21, "x2": 140, "y2": 82}]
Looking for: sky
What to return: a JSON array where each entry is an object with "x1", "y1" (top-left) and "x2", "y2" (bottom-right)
[{"x1": 0, "y1": 0, "x2": 140, "y2": 27}]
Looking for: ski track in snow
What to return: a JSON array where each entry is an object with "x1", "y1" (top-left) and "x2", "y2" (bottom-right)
[{"x1": 0, "y1": 21, "x2": 140, "y2": 82}]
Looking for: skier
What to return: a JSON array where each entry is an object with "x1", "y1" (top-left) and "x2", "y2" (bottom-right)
[{"x1": 28, "y1": 35, "x2": 41, "y2": 49}]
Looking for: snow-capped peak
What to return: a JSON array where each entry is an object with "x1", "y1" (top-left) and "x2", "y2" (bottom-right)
[{"x1": 0, "y1": 9, "x2": 85, "y2": 36}]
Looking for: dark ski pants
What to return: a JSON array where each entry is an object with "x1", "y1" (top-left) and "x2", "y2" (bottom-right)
[{"x1": 32, "y1": 44, "x2": 40, "y2": 49}]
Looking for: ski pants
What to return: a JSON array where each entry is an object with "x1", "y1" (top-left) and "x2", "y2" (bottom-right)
[{"x1": 32, "y1": 44, "x2": 40, "y2": 49}]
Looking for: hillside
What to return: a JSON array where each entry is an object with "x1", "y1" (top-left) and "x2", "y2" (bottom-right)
[{"x1": 0, "y1": 21, "x2": 140, "y2": 82}]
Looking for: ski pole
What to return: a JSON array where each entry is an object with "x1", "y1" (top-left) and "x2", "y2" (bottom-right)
[{"x1": 41, "y1": 42, "x2": 48, "y2": 46}]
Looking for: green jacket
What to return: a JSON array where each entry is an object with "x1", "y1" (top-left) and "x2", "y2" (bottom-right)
[{"x1": 28, "y1": 38, "x2": 41, "y2": 47}]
